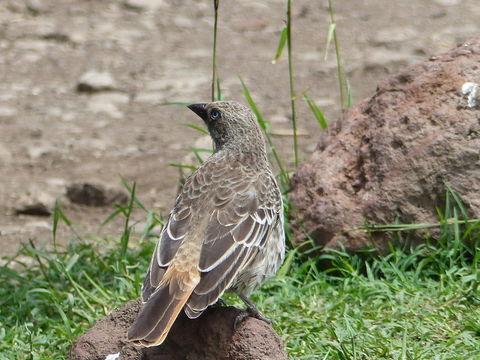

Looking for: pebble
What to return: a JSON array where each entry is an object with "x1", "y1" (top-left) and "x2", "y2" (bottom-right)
[
  {"x1": 27, "y1": 143, "x2": 55, "y2": 159},
  {"x1": 15, "y1": 188, "x2": 56, "y2": 216},
  {"x1": 77, "y1": 70, "x2": 118, "y2": 93},
  {"x1": 123, "y1": 0, "x2": 165, "y2": 11}
]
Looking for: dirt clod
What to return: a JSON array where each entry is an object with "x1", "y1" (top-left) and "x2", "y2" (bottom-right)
[
  {"x1": 70, "y1": 299, "x2": 288, "y2": 360},
  {"x1": 66, "y1": 182, "x2": 129, "y2": 207}
]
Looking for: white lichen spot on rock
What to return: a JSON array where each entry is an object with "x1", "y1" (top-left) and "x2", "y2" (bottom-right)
[
  {"x1": 462, "y1": 82, "x2": 479, "y2": 108},
  {"x1": 104, "y1": 353, "x2": 120, "y2": 360}
]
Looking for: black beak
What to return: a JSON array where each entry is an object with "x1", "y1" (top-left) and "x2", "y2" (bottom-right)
[{"x1": 187, "y1": 103, "x2": 208, "y2": 120}]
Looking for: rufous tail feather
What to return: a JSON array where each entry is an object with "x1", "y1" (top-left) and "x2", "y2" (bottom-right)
[{"x1": 127, "y1": 267, "x2": 200, "y2": 347}]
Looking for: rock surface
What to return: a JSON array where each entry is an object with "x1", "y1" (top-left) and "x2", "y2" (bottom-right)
[
  {"x1": 290, "y1": 39, "x2": 480, "y2": 252},
  {"x1": 69, "y1": 299, "x2": 288, "y2": 360}
]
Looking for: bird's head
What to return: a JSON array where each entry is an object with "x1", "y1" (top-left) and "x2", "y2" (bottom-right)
[{"x1": 187, "y1": 101, "x2": 263, "y2": 152}]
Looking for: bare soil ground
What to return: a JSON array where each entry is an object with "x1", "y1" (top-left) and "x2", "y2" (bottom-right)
[{"x1": 1, "y1": 0, "x2": 478, "y2": 258}]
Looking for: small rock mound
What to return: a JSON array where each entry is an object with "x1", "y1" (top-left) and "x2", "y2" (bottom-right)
[
  {"x1": 69, "y1": 299, "x2": 288, "y2": 360},
  {"x1": 290, "y1": 38, "x2": 480, "y2": 251}
]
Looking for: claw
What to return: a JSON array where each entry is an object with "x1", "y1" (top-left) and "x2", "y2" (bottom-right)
[{"x1": 233, "y1": 293, "x2": 271, "y2": 329}]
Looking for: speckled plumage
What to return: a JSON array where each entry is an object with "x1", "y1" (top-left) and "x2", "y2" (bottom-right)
[{"x1": 127, "y1": 101, "x2": 285, "y2": 347}]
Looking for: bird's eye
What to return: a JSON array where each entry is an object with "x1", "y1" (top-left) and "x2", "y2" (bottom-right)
[{"x1": 210, "y1": 110, "x2": 221, "y2": 120}]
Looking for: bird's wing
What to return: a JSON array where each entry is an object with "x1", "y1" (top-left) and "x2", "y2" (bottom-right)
[
  {"x1": 184, "y1": 172, "x2": 282, "y2": 318},
  {"x1": 140, "y1": 159, "x2": 232, "y2": 302},
  {"x1": 141, "y1": 198, "x2": 192, "y2": 301}
]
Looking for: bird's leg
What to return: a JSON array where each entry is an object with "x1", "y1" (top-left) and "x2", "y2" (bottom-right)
[{"x1": 234, "y1": 293, "x2": 272, "y2": 328}]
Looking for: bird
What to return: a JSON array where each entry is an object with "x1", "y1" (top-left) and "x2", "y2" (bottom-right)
[{"x1": 127, "y1": 101, "x2": 285, "y2": 347}]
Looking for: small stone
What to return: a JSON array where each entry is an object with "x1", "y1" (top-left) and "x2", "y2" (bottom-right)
[
  {"x1": 15, "y1": 189, "x2": 55, "y2": 216},
  {"x1": 27, "y1": 143, "x2": 55, "y2": 159},
  {"x1": 122, "y1": 0, "x2": 165, "y2": 11},
  {"x1": 77, "y1": 70, "x2": 117, "y2": 93},
  {"x1": 66, "y1": 182, "x2": 129, "y2": 207},
  {"x1": 104, "y1": 353, "x2": 120, "y2": 360},
  {"x1": 462, "y1": 82, "x2": 479, "y2": 108}
]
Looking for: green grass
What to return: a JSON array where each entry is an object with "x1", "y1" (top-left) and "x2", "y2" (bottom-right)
[{"x1": 1, "y1": 194, "x2": 478, "y2": 359}]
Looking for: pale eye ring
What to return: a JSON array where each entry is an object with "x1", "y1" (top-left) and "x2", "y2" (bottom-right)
[{"x1": 210, "y1": 110, "x2": 221, "y2": 120}]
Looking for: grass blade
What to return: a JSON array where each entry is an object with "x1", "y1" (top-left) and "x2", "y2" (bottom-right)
[
  {"x1": 159, "y1": 101, "x2": 191, "y2": 106},
  {"x1": 239, "y1": 76, "x2": 268, "y2": 131},
  {"x1": 239, "y1": 77, "x2": 290, "y2": 188},
  {"x1": 216, "y1": 77, "x2": 224, "y2": 101},
  {"x1": 324, "y1": 23, "x2": 336, "y2": 61},
  {"x1": 327, "y1": 0, "x2": 352, "y2": 111},
  {"x1": 181, "y1": 123, "x2": 209, "y2": 135},
  {"x1": 169, "y1": 163, "x2": 197, "y2": 171},
  {"x1": 304, "y1": 93, "x2": 328, "y2": 129},
  {"x1": 272, "y1": 27, "x2": 288, "y2": 64}
]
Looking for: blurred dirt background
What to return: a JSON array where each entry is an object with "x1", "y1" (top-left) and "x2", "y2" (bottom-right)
[{"x1": 0, "y1": 0, "x2": 478, "y2": 258}]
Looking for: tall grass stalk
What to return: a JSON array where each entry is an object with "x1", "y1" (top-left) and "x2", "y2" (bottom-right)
[
  {"x1": 286, "y1": 0, "x2": 299, "y2": 167},
  {"x1": 327, "y1": 0, "x2": 352, "y2": 111},
  {"x1": 211, "y1": 0, "x2": 220, "y2": 101}
]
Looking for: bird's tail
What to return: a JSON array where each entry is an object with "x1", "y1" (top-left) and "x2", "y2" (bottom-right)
[{"x1": 127, "y1": 266, "x2": 200, "y2": 347}]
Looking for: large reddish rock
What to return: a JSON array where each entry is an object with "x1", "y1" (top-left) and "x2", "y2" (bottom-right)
[
  {"x1": 69, "y1": 299, "x2": 289, "y2": 360},
  {"x1": 290, "y1": 39, "x2": 480, "y2": 251}
]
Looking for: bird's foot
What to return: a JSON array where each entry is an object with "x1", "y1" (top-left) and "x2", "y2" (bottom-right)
[{"x1": 234, "y1": 293, "x2": 271, "y2": 329}]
